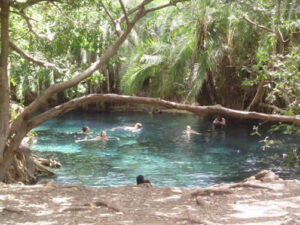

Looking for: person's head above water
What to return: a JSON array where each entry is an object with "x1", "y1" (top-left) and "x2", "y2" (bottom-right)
[
  {"x1": 136, "y1": 175, "x2": 151, "y2": 185},
  {"x1": 135, "y1": 123, "x2": 142, "y2": 129},
  {"x1": 216, "y1": 114, "x2": 222, "y2": 120},
  {"x1": 100, "y1": 131, "x2": 107, "y2": 138},
  {"x1": 186, "y1": 125, "x2": 192, "y2": 131},
  {"x1": 82, "y1": 126, "x2": 89, "y2": 134}
]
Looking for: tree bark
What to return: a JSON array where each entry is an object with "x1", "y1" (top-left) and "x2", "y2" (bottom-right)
[{"x1": 0, "y1": 0, "x2": 10, "y2": 162}]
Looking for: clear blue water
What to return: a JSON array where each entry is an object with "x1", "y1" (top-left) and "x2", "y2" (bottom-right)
[{"x1": 31, "y1": 112, "x2": 300, "y2": 188}]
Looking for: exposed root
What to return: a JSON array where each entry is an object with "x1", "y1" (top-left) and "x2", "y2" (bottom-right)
[
  {"x1": 84, "y1": 201, "x2": 123, "y2": 212},
  {"x1": 4, "y1": 144, "x2": 61, "y2": 184},
  {"x1": 33, "y1": 155, "x2": 62, "y2": 168},
  {"x1": 229, "y1": 183, "x2": 273, "y2": 190},
  {"x1": 190, "y1": 188, "x2": 233, "y2": 197}
]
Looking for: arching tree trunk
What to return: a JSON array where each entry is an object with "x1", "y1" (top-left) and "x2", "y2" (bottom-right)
[{"x1": 27, "y1": 94, "x2": 300, "y2": 131}]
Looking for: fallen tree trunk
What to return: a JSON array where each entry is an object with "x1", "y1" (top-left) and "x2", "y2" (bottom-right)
[{"x1": 28, "y1": 94, "x2": 300, "y2": 130}]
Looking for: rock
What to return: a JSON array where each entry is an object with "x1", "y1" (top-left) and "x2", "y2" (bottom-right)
[
  {"x1": 196, "y1": 197, "x2": 207, "y2": 206},
  {"x1": 244, "y1": 170, "x2": 281, "y2": 183},
  {"x1": 254, "y1": 170, "x2": 280, "y2": 182},
  {"x1": 37, "y1": 179, "x2": 55, "y2": 186}
]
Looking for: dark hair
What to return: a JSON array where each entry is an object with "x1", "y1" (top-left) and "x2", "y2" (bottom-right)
[
  {"x1": 82, "y1": 126, "x2": 89, "y2": 132},
  {"x1": 136, "y1": 175, "x2": 144, "y2": 185}
]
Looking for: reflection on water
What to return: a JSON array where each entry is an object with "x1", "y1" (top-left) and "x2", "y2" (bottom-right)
[{"x1": 31, "y1": 112, "x2": 300, "y2": 187}]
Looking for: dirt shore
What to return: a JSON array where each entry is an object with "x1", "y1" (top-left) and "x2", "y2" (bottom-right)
[{"x1": 0, "y1": 170, "x2": 299, "y2": 225}]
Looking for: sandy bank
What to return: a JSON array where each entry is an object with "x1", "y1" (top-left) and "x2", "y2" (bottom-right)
[{"x1": 0, "y1": 170, "x2": 299, "y2": 225}]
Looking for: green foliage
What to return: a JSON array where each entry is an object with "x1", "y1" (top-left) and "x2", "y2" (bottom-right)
[
  {"x1": 120, "y1": 3, "x2": 196, "y2": 100},
  {"x1": 10, "y1": 0, "x2": 114, "y2": 101}
]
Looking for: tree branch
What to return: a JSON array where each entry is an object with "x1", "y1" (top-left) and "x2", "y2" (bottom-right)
[
  {"x1": 100, "y1": 0, "x2": 122, "y2": 37},
  {"x1": 9, "y1": 41, "x2": 66, "y2": 73},
  {"x1": 118, "y1": 0, "x2": 129, "y2": 25},
  {"x1": 242, "y1": 16, "x2": 287, "y2": 44},
  {"x1": 259, "y1": 103, "x2": 286, "y2": 114},
  {"x1": 145, "y1": 3, "x2": 174, "y2": 13},
  {"x1": 12, "y1": 0, "x2": 62, "y2": 10},
  {"x1": 27, "y1": 94, "x2": 300, "y2": 131},
  {"x1": 100, "y1": 0, "x2": 115, "y2": 24},
  {"x1": 10, "y1": 10, "x2": 38, "y2": 22},
  {"x1": 242, "y1": 16, "x2": 273, "y2": 33},
  {"x1": 18, "y1": 10, "x2": 53, "y2": 42},
  {"x1": 120, "y1": 0, "x2": 153, "y2": 23}
]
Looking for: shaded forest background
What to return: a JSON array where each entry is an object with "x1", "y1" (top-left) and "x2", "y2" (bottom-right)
[{"x1": 8, "y1": 0, "x2": 299, "y2": 113}]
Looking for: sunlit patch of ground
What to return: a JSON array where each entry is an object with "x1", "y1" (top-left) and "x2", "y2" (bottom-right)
[{"x1": 0, "y1": 171, "x2": 299, "y2": 225}]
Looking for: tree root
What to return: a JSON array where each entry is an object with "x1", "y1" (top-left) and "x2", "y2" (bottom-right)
[
  {"x1": 4, "y1": 144, "x2": 61, "y2": 184},
  {"x1": 33, "y1": 155, "x2": 62, "y2": 168},
  {"x1": 190, "y1": 188, "x2": 233, "y2": 197},
  {"x1": 84, "y1": 201, "x2": 123, "y2": 212},
  {"x1": 229, "y1": 183, "x2": 273, "y2": 190}
]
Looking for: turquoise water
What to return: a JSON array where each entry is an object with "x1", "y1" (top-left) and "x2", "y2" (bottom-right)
[{"x1": 31, "y1": 112, "x2": 299, "y2": 187}]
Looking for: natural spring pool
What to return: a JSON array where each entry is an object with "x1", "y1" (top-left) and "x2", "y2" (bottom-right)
[{"x1": 31, "y1": 112, "x2": 300, "y2": 187}]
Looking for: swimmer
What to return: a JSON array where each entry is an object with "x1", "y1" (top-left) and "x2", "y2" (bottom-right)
[
  {"x1": 213, "y1": 115, "x2": 226, "y2": 129},
  {"x1": 80, "y1": 126, "x2": 90, "y2": 134},
  {"x1": 94, "y1": 131, "x2": 108, "y2": 140},
  {"x1": 136, "y1": 175, "x2": 152, "y2": 186},
  {"x1": 75, "y1": 130, "x2": 119, "y2": 142},
  {"x1": 185, "y1": 125, "x2": 201, "y2": 135},
  {"x1": 94, "y1": 131, "x2": 120, "y2": 141},
  {"x1": 124, "y1": 123, "x2": 142, "y2": 131},
  {"x1": 111, "y1": 123, "x2": 143, "y2": 132}
]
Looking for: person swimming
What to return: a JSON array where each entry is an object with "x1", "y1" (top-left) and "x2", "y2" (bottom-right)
[
  {"x1": 81, "y1": 126, "x2": 90, "y2": 134},
  {"x1": 111, "y1": 123, "x2": 143, "y2": 132},
  {"x1": 75, "y1": 130, "x2": 119, "y2": 142},
  {"x1": 94, "y1": 131, "x2": 107, "y2": 140},
  {"x1": 123, "y1": 123, "x2": 142, "y2": 131},
  {"x1": 213, "y1": 115, "x2": 226, "y2": 129},
  {"x1": 136, "y1": 175, "x2": 152, "y2": 186},
  {"x1": 185, "y1": 125, "x2": 201, "y2": 135}
]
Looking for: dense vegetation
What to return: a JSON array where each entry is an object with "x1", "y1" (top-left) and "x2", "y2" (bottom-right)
[
  {"x1": 7, "y1": 0, "x2": 299, "y2": 112},
  {"x1": 0, "y1": 0, "x2": 299, "y2": 183}
]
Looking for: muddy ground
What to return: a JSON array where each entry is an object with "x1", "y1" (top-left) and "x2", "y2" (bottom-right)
[{"x1": 0, "y1": 170, "x2": 299, "y2": 225}]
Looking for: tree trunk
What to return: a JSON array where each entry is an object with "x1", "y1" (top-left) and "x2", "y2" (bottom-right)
[
  {"x1": 206, "y1": 70, "x2": 219, "y2": 104},
  {"x1": 247, "y1": 80, "x2": 265, "y2": 111},
  {"x1": 276, "y1": 0, "x2": 284, "y2": 54},
  {"x1": 102, "y1": 67, "x2": 110, "y2": 93},
  {"x1": 0, "y1": 0, "x2": 10, "y2": 162}
]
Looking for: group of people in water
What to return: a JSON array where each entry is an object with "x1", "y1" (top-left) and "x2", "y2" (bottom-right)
[
  {"x1": 76, "y1": 115, "x2": 226, "y2": 143},
  {"x1": 135, "y1": 115, "x2": 226, "y2": 186},
  {"x1": 76, "y1": 123, "x2": 143, "y2": 143},
  {"x1": 76, "y1": 115, "x2": 226, "y2": 186}
]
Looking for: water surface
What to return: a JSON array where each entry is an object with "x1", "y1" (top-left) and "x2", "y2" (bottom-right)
[{"x1": 31, "y1": 112, "x2": 299, "y2": 187}]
